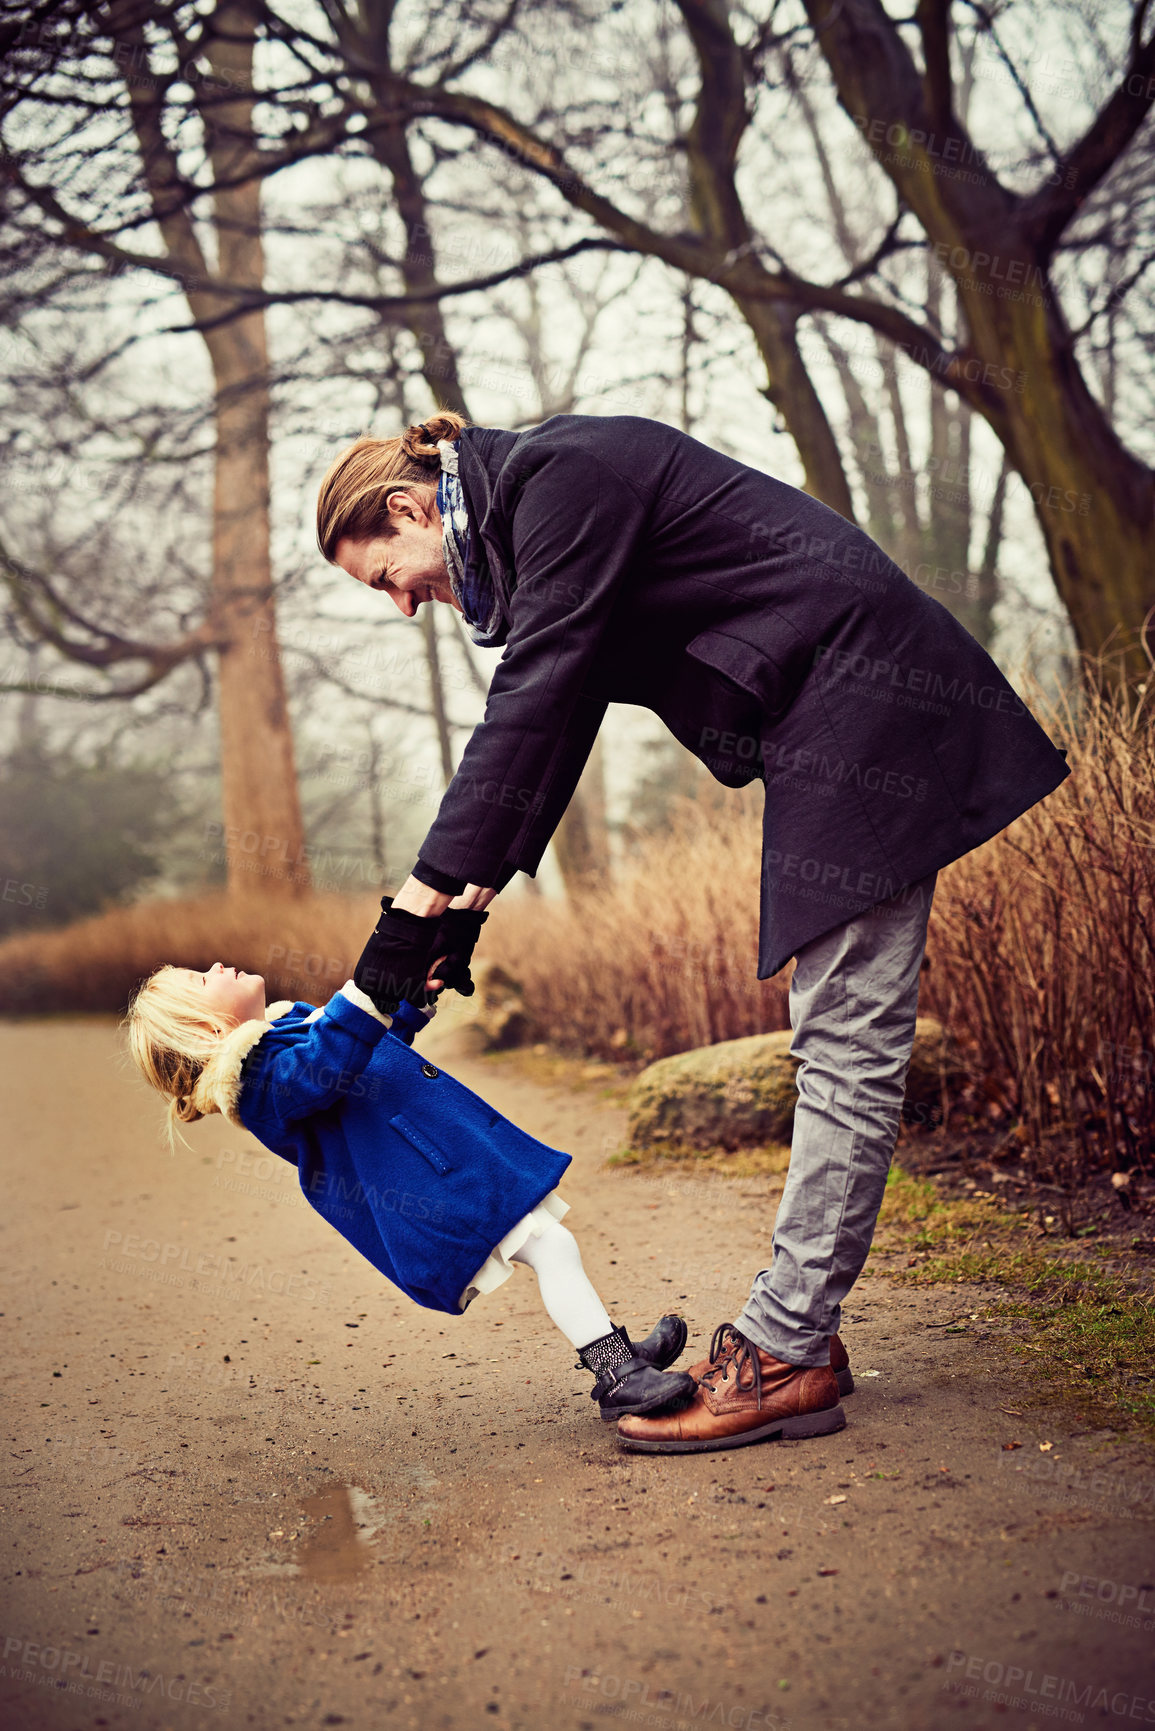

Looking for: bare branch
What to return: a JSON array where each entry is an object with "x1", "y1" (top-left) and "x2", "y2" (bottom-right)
[
  {"x1": 915, "y1": 0, "x2": 953, "y2": 130},
  {"x1": 1019, "y1": 12, "x2": 1155, "y2": 259}
]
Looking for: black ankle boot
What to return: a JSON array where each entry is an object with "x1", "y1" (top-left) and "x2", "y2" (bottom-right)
[
  {"x1": 626, "y1": 1314, "x2": 688, "y2": 1370},
  {"x1": 578, "y1": 1327, "x2": 696, "y2": 1422}
]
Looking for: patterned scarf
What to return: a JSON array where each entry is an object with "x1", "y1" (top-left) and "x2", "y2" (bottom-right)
[{"x1": 436, "y1": 438, "x2": 505, "y2": 647}]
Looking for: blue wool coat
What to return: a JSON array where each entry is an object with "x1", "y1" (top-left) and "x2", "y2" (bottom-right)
[{"x1": 233, "y1": 993, "x2": 571, "y2": 1315}]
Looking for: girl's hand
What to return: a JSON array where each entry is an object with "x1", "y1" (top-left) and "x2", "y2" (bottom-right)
[{"x1": 425, "y1": 954, "x2": 449, "y2": 996}]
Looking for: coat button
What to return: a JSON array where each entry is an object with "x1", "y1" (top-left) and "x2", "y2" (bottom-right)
[{"x1": 421, "y1": 1062, "x2": 439, "y2": 1079}]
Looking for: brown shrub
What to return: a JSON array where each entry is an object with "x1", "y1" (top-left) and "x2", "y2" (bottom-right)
[
  {"x1": 3, "y1": 675, "x2": 1151, "y2": 1193},
  {"x1": 0, "y1": 891, "x2": 379, "y2": 1016},
  {"x1": 483, "y1": 787, "x2": 793, "y2": 1063},
  {"x1": 484, "y1": 674, "x2": 1155, "y2": 1187},
  {"x1": 919, "y1": 676, "x2": 1155, "y2": 1189}
]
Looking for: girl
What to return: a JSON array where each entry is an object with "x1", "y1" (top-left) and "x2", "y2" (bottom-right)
[{"x1": 126, "y1": 961, "x2": 695, "y2": 1423}]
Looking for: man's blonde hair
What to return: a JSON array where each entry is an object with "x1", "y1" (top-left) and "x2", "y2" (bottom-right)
[{"x1": 316, "y1": 411, "x2": 469, "y2": 562}]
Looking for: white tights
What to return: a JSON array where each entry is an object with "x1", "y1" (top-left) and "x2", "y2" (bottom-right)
[{"x1": 510, "y1": 1220, "x2": 614, "y2": 1351}]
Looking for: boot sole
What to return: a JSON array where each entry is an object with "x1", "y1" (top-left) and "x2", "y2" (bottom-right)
[
  {"x1": 616, "y1": 1400, "x2": 846, "y2": 1453},
  {"x1": 600, "y1": 1381, "x2": 698, "y2": 1423}
]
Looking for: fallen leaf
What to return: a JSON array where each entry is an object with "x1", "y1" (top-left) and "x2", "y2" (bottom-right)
[
  {"x1": 1039, "y1": 1441, "x2": 1053, "y2": 1452},
  {"x1": 1002, "y1": 1441, "x2": 1022, "y2": 1451},
  {"x1": 824, "y1": 1495, "x2": 848, "y2": 1505}
]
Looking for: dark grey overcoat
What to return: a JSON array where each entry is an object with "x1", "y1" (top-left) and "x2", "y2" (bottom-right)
[{"x1": 413, "y1": 415, "x2": 1069, "y2": 979}]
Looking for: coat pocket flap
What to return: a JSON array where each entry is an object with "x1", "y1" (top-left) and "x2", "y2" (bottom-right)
[
  {"x1": 390, "y1": 1112, "x2": 452, "y2": 1175},
  {"x1": 686, "y1": 627, "x2": 798, "y2": 716}
]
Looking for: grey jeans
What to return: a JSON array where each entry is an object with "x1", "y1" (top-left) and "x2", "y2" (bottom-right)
[{"x1": 735, "y1": 869, "x2": 938, "y2": 1367}]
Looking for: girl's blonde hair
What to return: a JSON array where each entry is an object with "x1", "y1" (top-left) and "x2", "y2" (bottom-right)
[
  {"x1": 125, "y1": 966, "x2": 267, "y2": 1144},
  {"x1": 315, "y1": 411, "x2": 470, "y2": 562}
]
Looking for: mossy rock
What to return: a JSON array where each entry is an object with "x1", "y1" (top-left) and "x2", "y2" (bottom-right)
[
  {"x1": 903, "y1": 1016, "x2": 969, "y2": 1111},
  {"x1": 469, "y1": 957, "x2": 537, "y2": 1050},
  {"x1": 626, "y1": 1016, "x2": 960, "y2": 1154}
]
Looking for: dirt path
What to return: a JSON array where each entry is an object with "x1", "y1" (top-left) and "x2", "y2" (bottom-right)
[{"x1": 3, "y1": 1011, "x2": 1153, "y2": 1731}]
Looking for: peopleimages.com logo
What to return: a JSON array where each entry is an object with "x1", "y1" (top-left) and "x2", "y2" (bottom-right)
[
  {"x1": 945, "y1": 1649, "x2": 1155, "y2": 1723},
  {"x1": 1, "y1": 1633, "x2": 230, "y2": 1710},
  {"x1": 563, "y1": 1667, "x2": 787, "y2": 1729}
]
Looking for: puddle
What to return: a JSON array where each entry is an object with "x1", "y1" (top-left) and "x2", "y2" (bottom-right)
[
  {"x1": 245, "y1": 1477, "x2": 445, "y2": 1581},
  {"x1": 295, "y1": 1482, "x2": 379, "y2": 1581},
  {"x1": 246, "y1": 1482, "x2": 381, "y2": 1580}
]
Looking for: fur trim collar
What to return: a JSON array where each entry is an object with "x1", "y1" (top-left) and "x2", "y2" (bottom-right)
[
  {"x1": 197, "y1": 1018, "x2": 271, "y2": 1126},
  {"x1": 197, "y1": 1001, "x2": 294, "y2": 1125}
]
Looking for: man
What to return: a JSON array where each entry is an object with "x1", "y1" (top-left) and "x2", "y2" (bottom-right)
[{"x1": 316, "y1": 410, "x2": 1069, "y2": 1452}]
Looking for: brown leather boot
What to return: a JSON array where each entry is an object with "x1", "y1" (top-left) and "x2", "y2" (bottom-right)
[
  {"x1": 830, "y1": 1332, "x2": 854, "y2": 1396},
  {"x1": 685, "y1": 1331, "x2": 854, "y2": 1395},
  {"x1": 617, "y1": 1324, "x2": 845, "y2": 1454}
]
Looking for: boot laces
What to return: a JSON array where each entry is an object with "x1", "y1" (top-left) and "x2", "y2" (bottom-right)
[{"x1": 697, "y1": 1324, "x2": 763, "y2": 1410}]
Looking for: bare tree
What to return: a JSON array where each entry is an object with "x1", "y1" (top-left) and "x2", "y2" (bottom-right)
[
  {"x1": 296, "y1": 0, "x2": 1155, "y2": 682},
  {"x1": 3, "y1": 0, "x2": 318, "y2": 892}
]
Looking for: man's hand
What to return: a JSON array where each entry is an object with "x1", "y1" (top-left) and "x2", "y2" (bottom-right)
[
  {"x1": 392, "y1": 874, "x2": 498, "y2": 916},
  {"x1": 391, "y1": 876, "x2": 452, "y2": 919}
]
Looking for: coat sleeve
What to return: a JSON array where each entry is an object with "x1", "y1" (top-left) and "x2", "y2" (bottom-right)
[
  {"x1": 240, "y1": 992, "x2": 393, "y2": 1131},
  {"x1": 415, "y1": 452, "x2": 648, "y2": 885},
  {"x1": 490, "y1": 688, "x2": 609, "y2": 879}
]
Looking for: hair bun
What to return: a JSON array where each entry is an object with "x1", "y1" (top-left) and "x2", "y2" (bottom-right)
[{"x1": 402, "y1": 414, "x2": 463, "y2": 465}]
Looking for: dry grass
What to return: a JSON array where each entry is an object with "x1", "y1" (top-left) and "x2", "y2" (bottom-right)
[
  {"x1": 483, "y1": 674, "x2": 1155, "y2": 1192},
  {"x1": 3, "y1": 676, "x2": 1152, "y2": 1202},
  {"x1": 0, "y1": 890, "x2": 379, "y2": 1016},
  {"x1": 484, "y1": 784, "x2": 793, "y2": 1064},
  {"x1": 918, "y1": 676, "x2": 1155, "y2": 1196}
]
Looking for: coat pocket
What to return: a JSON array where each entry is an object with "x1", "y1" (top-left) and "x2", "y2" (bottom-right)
[
  {"x1": 687, "y1": 626, "x2": 805, "y2": 719},
  {"x1": 389, "y1": 1112, "x2": 453, "y2": 1176}
]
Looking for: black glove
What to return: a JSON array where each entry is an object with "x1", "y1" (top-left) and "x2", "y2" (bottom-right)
[
  {"x1": 430, "y1": 907, "x2": 489, "y2": 997},
  {"x1": 353, "y1": 896, "x2": 443, "y2": 1013}
]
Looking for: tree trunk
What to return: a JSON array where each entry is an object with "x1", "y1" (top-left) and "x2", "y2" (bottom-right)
[
  {"x1": 203, "y1": 1, "x2": 308, "y2": 893},
  {"x1": 737, "y1": 294, "x2": 857, "y2": 518},
  {"x1": 553, "y1": 733, "x2": 611, "y2": 892},
  {"x1": 879, "y1": 347, "x2": 923, "y2": 575},
  {"x1": 92, "y1": 0, "x2": 308, "y2": 891},
  {"x1": 801, "y1": 0, "x2": 1155, "y2": 683},
  {"x1": 974, "y1": 456, "x2": 1010, "y2": 654},
  {"x1": 361, "y1": 7, "x2": 471, "y2": 419},
  {"x1": 817, "y1": 323, "x2": 897, "y2": 547},
  {"x1": 673, "y1": 0, "x2": 857, "y2": 518},
  {"x1": 980, "y1": 295, "x2": 1154, "y2": 682},
  {"x1": 553, "y1": 735, "x2": 612, "y2": 890},
  {"x1": 421, "y1": 606, "x2": 454, "y2": 786}
]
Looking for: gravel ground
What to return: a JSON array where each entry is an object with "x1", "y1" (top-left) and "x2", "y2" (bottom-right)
[{"x1": 2, "y1": 1010, "x2": 1153, "y2": 1731}]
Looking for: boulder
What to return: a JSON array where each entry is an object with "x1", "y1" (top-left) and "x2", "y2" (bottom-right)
[
  {"x1": 902, "y1": 1016, "x2": 968, "y2": 1114},
  {"x1": 625, "y1": 1016, "x2": 961, "y2": 1155},
  {"x1": 468, "y1": 957, "x2": 537, "y2": 1050}
]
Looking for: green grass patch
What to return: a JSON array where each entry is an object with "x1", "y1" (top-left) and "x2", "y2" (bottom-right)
[
  {"x1": 871, "y1": 1166, "x2": 1155, "y2": 1431},
  {"x1": 608, "y1": 1140, "x2": 793, "y2": 1179}
]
